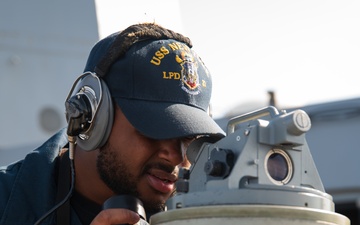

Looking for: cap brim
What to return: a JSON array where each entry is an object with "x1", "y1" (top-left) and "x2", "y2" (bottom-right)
[{"x1": 115, "y1": 98, "x2": 225, "y2": 140}]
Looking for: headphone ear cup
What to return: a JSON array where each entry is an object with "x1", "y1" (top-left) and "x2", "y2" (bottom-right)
[
  {"x1": 65, "y1": 72, "x2": 114, "y2": 151},
  {"x1": 77, "y1": 78, "x2": 114, "y2": 151}
]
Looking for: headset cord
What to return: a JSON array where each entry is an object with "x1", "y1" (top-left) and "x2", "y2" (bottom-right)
[{"x1": 34, "y1": 138, "x2": 76, "y2": 225}]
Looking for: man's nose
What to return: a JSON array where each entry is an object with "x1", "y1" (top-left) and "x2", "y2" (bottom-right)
[{"x1": 157, "y1": 139, "x2": 184, "y2": 166}]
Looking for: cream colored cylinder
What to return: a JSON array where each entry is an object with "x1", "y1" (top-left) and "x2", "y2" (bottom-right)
[{"x1": 150, "y1": 205, "x2": 350, "y2": 225}]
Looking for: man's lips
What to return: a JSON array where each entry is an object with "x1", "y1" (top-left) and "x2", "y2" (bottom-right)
[{"x1": 146, "y1": 168, "x2": 177, "y2": 194}]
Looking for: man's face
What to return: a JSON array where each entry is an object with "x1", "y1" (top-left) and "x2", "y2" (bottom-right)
[{"x1": 97, "y1": 106, "x2": 191, "y2": 215}]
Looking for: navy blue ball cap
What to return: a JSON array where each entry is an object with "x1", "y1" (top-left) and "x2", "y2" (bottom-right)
[{"x1": 84, "y1": 26, "x2": 225, "y2": 139}]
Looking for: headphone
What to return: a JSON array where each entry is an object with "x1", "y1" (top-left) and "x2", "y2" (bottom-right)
[
  {"x1": 64, "y1": 23, "x2": 193, "y2": 151},
  {"x1": 65, "y1": 72, "x2": 114, "y2": 151}
]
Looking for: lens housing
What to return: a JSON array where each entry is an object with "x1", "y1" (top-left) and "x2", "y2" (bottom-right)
[{"x1": 265, "y1": 149, "x2": 293, "y2": 185}]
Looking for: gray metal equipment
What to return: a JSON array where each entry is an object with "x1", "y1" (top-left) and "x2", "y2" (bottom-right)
[{"x1": 150, "y1": 106, "x2": 350, "y2": 225}]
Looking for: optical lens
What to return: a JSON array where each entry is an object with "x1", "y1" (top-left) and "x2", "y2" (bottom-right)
[
  {"x1": 267, "y1": 153, "x2": 288, "y2": 181},
  {"x1": 265, "y1": 149, "x2": 293, "y2": 185}
]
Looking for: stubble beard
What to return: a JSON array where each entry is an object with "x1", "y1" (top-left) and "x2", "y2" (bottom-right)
[{"x1": 96, "y1": 142, "x2": 169, "y2": 217}]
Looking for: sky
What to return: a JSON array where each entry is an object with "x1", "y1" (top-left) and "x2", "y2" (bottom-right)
[{"x1": 95, "y1": 0, "x2": 360, "y2": 119}]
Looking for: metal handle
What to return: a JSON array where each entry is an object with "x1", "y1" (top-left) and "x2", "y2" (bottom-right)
[{"x1": 227, "y1": 106, "x2": 279, "y2": 134}]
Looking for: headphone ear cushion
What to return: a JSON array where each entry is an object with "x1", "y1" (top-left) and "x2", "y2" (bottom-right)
[{"x1": 76, "y1": 79, "x2": 114, "y2": 151}]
